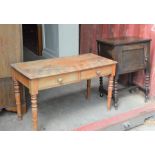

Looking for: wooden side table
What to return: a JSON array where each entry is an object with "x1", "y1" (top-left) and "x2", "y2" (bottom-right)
[
  {"x1": 97, "y1": 37, "x2": 151, "y2": 109},
  {"x1": 11, "y1": 53, "x2": 117, "y2": 130}
]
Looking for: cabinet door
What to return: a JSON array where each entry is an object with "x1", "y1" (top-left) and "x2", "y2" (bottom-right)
[
  {"x1": 119, "y1": 44, "x2": 146, "y2": 74},
  {"x1": 0, "y1": 24, "x2": 23, "y2": 78}
]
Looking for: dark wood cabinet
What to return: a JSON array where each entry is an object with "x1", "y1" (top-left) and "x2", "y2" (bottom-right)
[{"x1": 97, "y1": 37, "x2": 151, "y2": 109}]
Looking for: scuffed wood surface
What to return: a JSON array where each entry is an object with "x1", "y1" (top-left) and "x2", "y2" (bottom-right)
[{"x1": 11, "y1": 53, "x2": 117, "y2": 79}]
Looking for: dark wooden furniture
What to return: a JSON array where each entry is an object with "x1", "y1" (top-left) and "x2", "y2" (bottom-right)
[{"x1": 97, "y1": 37, "x2": 151, "y2": 109}]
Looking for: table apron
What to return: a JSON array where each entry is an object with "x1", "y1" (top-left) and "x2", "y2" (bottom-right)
[{"x1": 38, "y1": 66, "x2": 113, "y2": 90}]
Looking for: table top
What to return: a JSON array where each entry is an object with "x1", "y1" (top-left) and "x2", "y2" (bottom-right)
[
  {"x1": 11, "y1": 53, "x2": 117, "y2": 79},
  {"x1": 97, "y1": 37, "x2": 151, "y2": 46}
]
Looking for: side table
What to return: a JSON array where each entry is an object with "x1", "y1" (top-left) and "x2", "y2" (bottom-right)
[{"x1": 97, "y1": 37, "x2": 151, "y2": 109}]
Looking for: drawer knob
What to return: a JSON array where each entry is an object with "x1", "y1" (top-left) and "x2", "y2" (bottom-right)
[
  {"x1": 96, "y1": 71, "x2": 101, "y2": 76},
  {"x1": 57, "y1": 78, "x2": 63, "y2": 84}
]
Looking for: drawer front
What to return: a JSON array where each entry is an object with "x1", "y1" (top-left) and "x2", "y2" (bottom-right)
[
  {"x1": 119, "y1": 44, "x2": 146, "y2": 73},
  {"x1": 39, "y1": 72, "x2": 79, "y2": 90},
  {"x1": 81, "y1": 66, "x2": 112, "y2": 80}
]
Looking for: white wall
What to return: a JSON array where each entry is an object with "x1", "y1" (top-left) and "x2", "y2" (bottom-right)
[
  {"x1": 59, "y1": 24, "x2": 79, "y2": 57},
  {"x1": 43, "y1": 24, "x2": 59, "y2": 57},
  {"x1": 42, "y1": 24, "x2": 79, "y2": 58}
]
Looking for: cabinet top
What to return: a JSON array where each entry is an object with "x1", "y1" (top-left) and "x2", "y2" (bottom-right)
[{"x1": 97, "y1": 37, "x2": 151, "y2": 46}]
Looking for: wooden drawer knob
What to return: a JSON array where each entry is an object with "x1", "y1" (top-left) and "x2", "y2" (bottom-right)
[
  {"x1": 96, "y1": 70, "x2": 101, "y2": 76},
  {"x1": 57, "y1": 78, "x2": 63, "y2": 84}
]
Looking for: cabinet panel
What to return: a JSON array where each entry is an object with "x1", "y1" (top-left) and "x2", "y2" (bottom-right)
[
  {"x1": 0, "y1": 24, "x2": 24, "y2": 112},
  {"x1": 0, "y1": 24, "x2": 23, "y2": 78},
  {"x1": 0, "y1": 78, "x2": 16, "y2": 110},
  {"x1": 120, "y1": 44, "x2": 145, "y2": 73}
]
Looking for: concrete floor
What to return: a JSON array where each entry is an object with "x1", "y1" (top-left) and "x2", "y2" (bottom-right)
[
  {"x1": 0, "y1": 47, "x2": 155, "y2": 131},
  {"x1": 0, "y1": 78, "x2": 154, "y2": 131}
]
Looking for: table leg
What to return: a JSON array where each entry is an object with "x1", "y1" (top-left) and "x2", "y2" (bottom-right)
[
  {"x1": 107, "y1": 75, "x2": 114, "y2": 111},
  {"x1": 99, "y1": 77, "x2": 104, "y2": 97},
  {"x1": 144, "y1": 51, "x2": 150, "y2": 102},
  {"x1": 31, "y1": 94, "x2": 38, "y2": 130},
  {"x1": 13, "y1": 79, "x2": 22, "y2": 120},
  {"x1": 114, "y1": 75, "x2": 119, "y2": 109},
  {"x1": 86, "y1": 79, "x2": 91, "y2": 99},
  {"x1": 144, "y1": 69, "x2": 150, "y2": 102}
]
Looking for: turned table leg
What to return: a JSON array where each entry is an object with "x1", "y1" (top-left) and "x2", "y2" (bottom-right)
[
  {"x1": 99, "y1": 77, "x2": 104, "y2": 97},
  {"x1": 86, "y1": 79, "x2": 91, "y2": 99},
  {"x1": 144, "y1": 50, "x2": 150, "y2": 102},
  {"x1": 107, "y1": 75, "x2": 114, "y2": 111},
  {"x1": 144, "y1": 69, "x2": 150, "y2": 102},
  {"x1": 31, "y1": 94, "x2": 38, "y2": 130},
  {"x1": 13, "y1": 79, "x2": 22, "y2": 120},
  {"x1": 113, "y1": 75, "x2": 119, "y2": 109}
]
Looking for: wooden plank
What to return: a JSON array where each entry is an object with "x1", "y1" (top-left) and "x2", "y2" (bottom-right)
[{"x1": 74, "y1": 103, "x2": 155, "y2": 131}]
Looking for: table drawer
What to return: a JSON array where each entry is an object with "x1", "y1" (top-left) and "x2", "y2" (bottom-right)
[
  {"x1": 39, "y1": 72, "x2": 79, "y2": 90},
  {"x1": 81, "y1": 66, "x2": 112, "y2": 80}
]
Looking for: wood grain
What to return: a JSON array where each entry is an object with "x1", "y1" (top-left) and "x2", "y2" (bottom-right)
[
  {"x1": 0, "y1": 78, "x2": 16, "y2": 109},
  {"x1": 11, "y1": 53, "x2": 117, "y2": 79},
  {"x1": 13, "y1": 79, "x2": 22, "y2": 119},
  {"x1": 0, "y1": 77, "x2": 26, "y2": 112},
  {"x1": 81, "y1": 66, "x2": 112, "y2": 80},
  {"x1": 97, "y1": 37, "x2": 151, "y2": 46},
  {"x1": 31, "y1": 94, "x2": 38, "y2": 130},
  {"x1": 0, "y1": 24, "x2": 24, "y2": 112},
  {"x1": 0, "y1": 24, "x2": 23, "y2": 78},
  {"x1": 38, "y1": 72, "x2": 79, "y2": 90},
  {"x1": 107, "y1": 75, "x2": 114, "y2": 110}
]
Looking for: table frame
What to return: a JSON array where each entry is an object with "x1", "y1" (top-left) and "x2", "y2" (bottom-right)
[{"x1": 11, "y1": 58, "x2": 116, "y2": 130}]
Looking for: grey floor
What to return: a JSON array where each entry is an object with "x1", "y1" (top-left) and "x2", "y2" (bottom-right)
[
  {"x1": 1, "y1": 77, "x2": 155, "y2": 131},
  {"x1": 0, "y1": 48, "x2": 155, "y2": 131}
]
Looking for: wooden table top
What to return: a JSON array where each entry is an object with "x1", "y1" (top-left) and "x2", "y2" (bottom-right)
[
  {"x1": 97, "y1": 37, "x2": 151, "y2": 46},
  {"x1": 11, "y1": 53, "x2": 117, "y2": 79}
]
